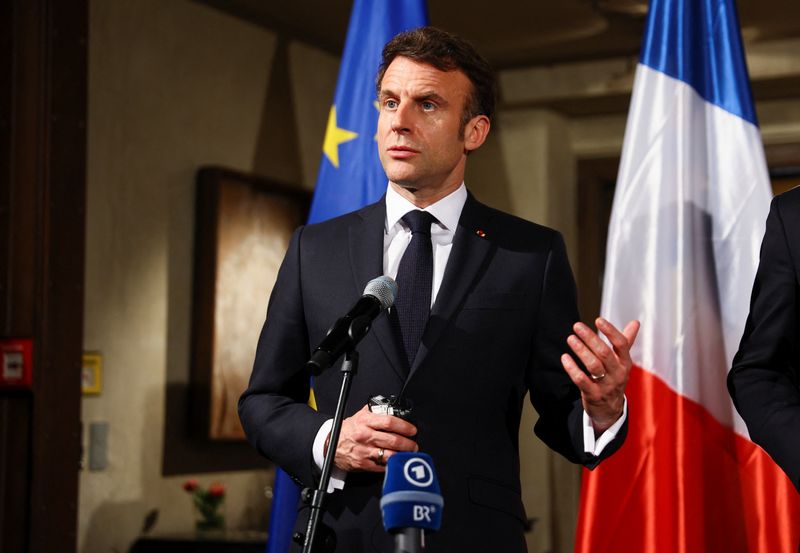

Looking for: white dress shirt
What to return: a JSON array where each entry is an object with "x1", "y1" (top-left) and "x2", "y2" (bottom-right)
[{"x1": 313, "y1": 183, "x2": 626, "y2": 491}]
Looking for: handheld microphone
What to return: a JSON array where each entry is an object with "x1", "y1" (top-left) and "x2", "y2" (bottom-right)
[
  {"x1": 381, "y1": 452, "x2": 444, "y2": 553},
  {"x1": 306, "y1": 276, "x2": 398, "y2": 373}
]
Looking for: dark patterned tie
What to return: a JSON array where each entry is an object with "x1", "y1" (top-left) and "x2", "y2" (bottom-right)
[{"x1": 394, "y1": 210, "x2": 436, "y2": 369}]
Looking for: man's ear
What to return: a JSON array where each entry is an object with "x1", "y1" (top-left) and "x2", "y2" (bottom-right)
[{"x1": 464, "y1": 114, "x2": 491, "y2": 153}]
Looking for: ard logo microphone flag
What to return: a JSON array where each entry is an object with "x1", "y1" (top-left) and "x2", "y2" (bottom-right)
[
  {"x1": 381, "y1": 452, "x2": 444, "y2": 532},
  {"x1": 575, "y1": 1, "x2": 800, "y2": 552},
  {"x1": 265, "y1": 2, "x2": 427, "y2": 552}
]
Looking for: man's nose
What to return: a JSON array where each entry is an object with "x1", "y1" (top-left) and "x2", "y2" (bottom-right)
[{"x1": 390, "y1": 103, "x2": 412, "y2": 133}]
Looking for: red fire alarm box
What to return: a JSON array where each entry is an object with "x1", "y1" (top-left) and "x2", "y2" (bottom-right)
[{"x1": 1, "y1": 339, "x2": 33, "y2": 390}]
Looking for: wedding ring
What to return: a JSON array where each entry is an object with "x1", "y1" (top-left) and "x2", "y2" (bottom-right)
[
  {"x1": 590, "y1": 372, "x2": 607, "y2": 382},
  {"x1": 377, "y1": 448, "x2": 386, "y2": 465}
]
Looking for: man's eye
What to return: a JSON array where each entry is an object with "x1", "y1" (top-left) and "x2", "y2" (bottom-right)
[
  {"x1": 385, "y1": 100, "x2": 398, "y2": 109},
  {"x1": 421, "y1": 101, "x2": 435, "y2": 110}
]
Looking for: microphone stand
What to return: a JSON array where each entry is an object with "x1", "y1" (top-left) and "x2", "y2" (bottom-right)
[
  {"x1": 300, "y1": 348, "x2": 360, "y2": 553},
  {"x1": 394, "y1": 528, "x2": 425, "y2": 553}
]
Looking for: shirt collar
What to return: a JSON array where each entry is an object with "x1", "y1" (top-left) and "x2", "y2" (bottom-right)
[{"x1": 385, "y1": 183, "x2": 467, "y2": 233}]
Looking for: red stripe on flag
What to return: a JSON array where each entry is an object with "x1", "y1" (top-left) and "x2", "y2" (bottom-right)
[{"x1": 576, "y1": 365, "x2": 800, "y2": 553}]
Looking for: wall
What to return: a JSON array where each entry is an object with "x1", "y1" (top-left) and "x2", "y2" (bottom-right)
[{"x1": 80, "y1": 1, "x2": 337, "y2": 551}]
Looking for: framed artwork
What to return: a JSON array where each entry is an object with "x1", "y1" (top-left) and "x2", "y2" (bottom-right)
[
  {"x1": 190, "y1": 167, "x2": 310, "y2": 440},
  {"x1": 82, "y1": 352, "x2": 103, "y2": 395}
]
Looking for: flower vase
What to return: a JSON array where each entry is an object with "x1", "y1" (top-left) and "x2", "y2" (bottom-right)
[{"x1": 193, "y1": 496, "x2": 225, "y2": 536}]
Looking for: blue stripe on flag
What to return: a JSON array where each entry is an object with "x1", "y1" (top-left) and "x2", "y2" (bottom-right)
[{"x1": 640, "y1": 0, "x2": 758, "y2": 125}]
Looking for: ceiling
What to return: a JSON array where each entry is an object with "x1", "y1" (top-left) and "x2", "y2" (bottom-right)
[{"x1": 197, "y1": 0, "x2": 800, "y2": 68}]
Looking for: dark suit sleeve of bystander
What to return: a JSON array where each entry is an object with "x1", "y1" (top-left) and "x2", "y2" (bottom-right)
[{"x1": 729, "y1": 191, "x2": 800, "y2": 492}]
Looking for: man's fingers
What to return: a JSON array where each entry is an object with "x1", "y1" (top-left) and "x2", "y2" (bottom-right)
[
  {"x1": 595, "y1": 318, "x2": 631, "y2": 362},
  {"x1": 622, "y1": 319, "x2": 641, "y2": 345},
  {"x1": 369, "y1": 414, "x2": 417, "y2": 437},
  {"x1": 372, "y1": 431, "x2": 419, "y2": 453},
  {"x1": 596, "y1": 318, "x2": 640, "y2": 368},
  {"x1": 358, "y1": 407, "x2": 418, "y2": 437},
  {"x1": 353, "y1": 445, "x2": 387, "y2": 472},
  {"x1": 561, "y1": 353, "x2": 594, "y2": 393},
  {"x1": 573, "y1": 323, "x2": 616, "y2": 368},
  {"x1": 567, "y1": 332, "x2": 610, "y2": 379}
]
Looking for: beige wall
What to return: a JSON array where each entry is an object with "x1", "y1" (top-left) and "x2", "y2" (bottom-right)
[{"x1": 81, "y1": 1, "x2": 336, "y2": 551}]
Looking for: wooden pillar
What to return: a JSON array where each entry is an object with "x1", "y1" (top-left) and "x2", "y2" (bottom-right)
[{"x1": 0, "y1": 1, "x2": 87, "y2": 552}]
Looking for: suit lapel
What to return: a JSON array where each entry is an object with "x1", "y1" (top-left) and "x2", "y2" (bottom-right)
[
  {"x1": 406, "y1": 194, "x2": 495, "y2": 381},
  {"x1": 348, "y1": 198, "x2": 407, "y2": 380}
]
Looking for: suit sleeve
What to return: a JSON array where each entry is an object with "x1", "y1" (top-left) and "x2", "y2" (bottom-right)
[
  {"x1": 527, "y1": 231, "x2": 627, "y2": 468},
  {"x1": 238, "y1": 226, "x2": 329, "y2": 487},
  {"x1": 729, "y1": 195, "x2": 800, "y2": 492}
]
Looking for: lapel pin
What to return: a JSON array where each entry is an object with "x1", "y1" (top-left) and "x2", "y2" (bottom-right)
[{"x1": 476, "y1": 229, "x2": 487, "y2": 238}]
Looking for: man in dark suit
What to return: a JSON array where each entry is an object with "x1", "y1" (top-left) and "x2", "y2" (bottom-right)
[
  {"x1": 729, "y1": 186, "x2": 800, "y2": 493},
  {"x1": 239, "y1": 27, "x2": 639, "y2": 552}
]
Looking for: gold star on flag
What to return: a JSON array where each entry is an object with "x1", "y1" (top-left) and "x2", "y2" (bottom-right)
[{"x1": 323, "y1": 105, "x2": 358, "y2": 168}]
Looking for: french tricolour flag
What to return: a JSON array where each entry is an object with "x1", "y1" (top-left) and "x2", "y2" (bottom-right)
[{"x1": 575, "y1": 1, "x2": 800, "y2": 551}]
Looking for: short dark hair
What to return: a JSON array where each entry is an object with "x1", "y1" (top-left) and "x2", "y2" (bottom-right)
[{"x1": 376, "y1": 26, "x2": 496, "y2": 131}]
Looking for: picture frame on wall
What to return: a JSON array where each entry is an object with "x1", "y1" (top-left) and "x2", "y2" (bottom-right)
[
  {"x1": 82, "y1": 352, "x2": 103, "y2": 395},
  {"x1": 190, "y1": 166, "x2": 310, "y2": 441}
]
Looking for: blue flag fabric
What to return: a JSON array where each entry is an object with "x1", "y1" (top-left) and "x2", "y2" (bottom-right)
[
  {"x1": 267, "y1": 2, "x2": 427, "y2": 551},
  {"x1": 307, "y1": 0, "x2": 429, "y2": 224}
]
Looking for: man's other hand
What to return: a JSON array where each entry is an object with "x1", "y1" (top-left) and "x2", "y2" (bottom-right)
[{"x1": 561, "y1": 317, "x2": 640, "y2": 434}]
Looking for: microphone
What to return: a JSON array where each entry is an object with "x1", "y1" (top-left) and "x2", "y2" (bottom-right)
[
  {"x1": 306, "y1": 276, "x2": 398, "y2": 373},
  {"x1": 381, "y1": 452, "x2": 444, "y2": 553}
]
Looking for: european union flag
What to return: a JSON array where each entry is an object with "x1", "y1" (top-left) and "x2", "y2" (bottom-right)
[
  {"x1": 267, "y1": 2, "x2": 427, "y2": 552},
  {"x1": 307, "y1": 0, "x2": 429, "y2": 224}
]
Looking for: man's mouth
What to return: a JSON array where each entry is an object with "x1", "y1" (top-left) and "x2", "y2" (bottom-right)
[{"x1": 387, "y1": 145, "x2": 420, "y2": 159}]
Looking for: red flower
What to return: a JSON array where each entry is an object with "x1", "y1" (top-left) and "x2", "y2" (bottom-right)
[
  {"x1": 208, "y1": 483, "x2": 226, "y2": 497},
  {"x1": 183, "y1": 479, "x2": 199, "y2": 492}
]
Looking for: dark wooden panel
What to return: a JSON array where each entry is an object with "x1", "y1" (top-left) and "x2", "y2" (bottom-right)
[
  {"x1": 0, "y1": 0, "x2": 12, "y2": 330},
  {"x1": 0, "y1": 395, "x2": 32, "y2": 553},
  {"x1": 0, "y1": 1, "x2": 86, "y2": 552},
  {"x1": 0, "y1": 2, "x2": 34, "y2": 553},
  {"x1": 2, "y1": 0, "x2": 37, "y2": 337},
  {"x1": 27, "y1": 1, "x2": 87, "y2": 551},
  {"x1": 576, "y1": 157, "x2": 618, "y2": 324}
]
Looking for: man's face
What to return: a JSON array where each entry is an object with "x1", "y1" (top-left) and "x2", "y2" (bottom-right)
[{"x1": 377, "y1": 56, "x2": 479, "y2": 202}]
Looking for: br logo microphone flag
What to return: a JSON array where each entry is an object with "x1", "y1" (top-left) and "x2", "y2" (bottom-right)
[
  {"x1": 381, "y1": 453, "x2": 444, "y2": 533},
  {"x1": 575, "y1": 1, "x2": 800, "y2": 552},
  {"x1": 265, "y1": 1, "x2": 427, "y2": 552}
]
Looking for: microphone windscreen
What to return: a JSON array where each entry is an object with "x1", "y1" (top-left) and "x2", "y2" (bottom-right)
[
  {"x1": 380, "y1": 452, "x2": 444, "y2": 533},
  {"x1": 364, "y1": 276, "x2": 397, "y2": 310}
]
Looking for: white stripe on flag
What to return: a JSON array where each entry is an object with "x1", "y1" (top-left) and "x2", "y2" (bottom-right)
[{"x1": 601, "y1": 64, "x2": 771, "y2": 436}]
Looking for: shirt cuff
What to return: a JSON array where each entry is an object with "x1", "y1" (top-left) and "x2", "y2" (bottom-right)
[
  {"x1": 312, "y1": 419, "x2": 347, "y2": 493},
  {"x1": 583, "y1": 396, "x2": 628, "y2": 456}
]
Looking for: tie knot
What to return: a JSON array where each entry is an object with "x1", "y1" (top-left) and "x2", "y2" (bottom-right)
[{"x1": 402, "y1": 210, "x2": 436, "y2": 235}]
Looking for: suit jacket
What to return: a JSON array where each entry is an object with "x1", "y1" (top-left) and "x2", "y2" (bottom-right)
[
  {"x1": 239, "y1": 193, "x2": 627, "y2": 552},
  {"x1": 729, "y1": 186, "x2": 800, "y2": 493}
]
